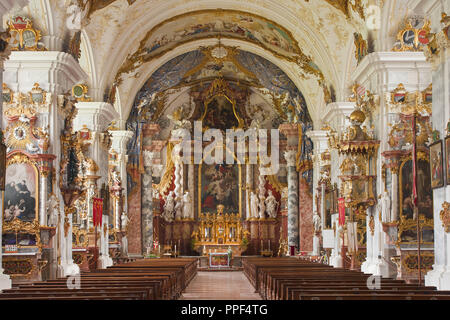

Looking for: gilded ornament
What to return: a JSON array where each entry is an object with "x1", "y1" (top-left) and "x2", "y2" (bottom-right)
[
  {"x1": 368, "y1": 214, "x2": 375, "y2": 235},
  {"x1": 72, "y1": 83, "x2": 91, "y2": 102},
  {"x1": 64, "y1": 217, "x2": 70, "y2": 237},
  {"x1": 354, "y1": 32, "x2": 368, "y2": 63},
  {"x1": 402, "y1": 252, "x2": 434, "y2": 272},
  {"x1": 392, "y1": 19, "x2": 431, "y2": 52},
  {"x1": 2, "y1": 257, "x2": 35, "y2": 277},
  {"x1": 2, "y1": 218, "x2": 42, "y2": 252},
  {"x1": 6, "y1": 15, "x2": 46, "y2": 51},
  {"x1": 440, "y1": 201, "x2": 450, "y2": 233}
]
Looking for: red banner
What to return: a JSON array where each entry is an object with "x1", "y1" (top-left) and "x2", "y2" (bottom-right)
[
  {"x1": 338, "y1": 197, "x2": 345, "y2": 226},
  {"x1": 93, "y1": 198, "x2": 103, "y2": 227}
]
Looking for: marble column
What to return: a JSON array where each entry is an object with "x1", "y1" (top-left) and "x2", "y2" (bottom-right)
[
  {"x1": 285, "y1": 150, "x2": 299, "y2": 254},
  {"x1": 391, "y1": 168, "x2": 399, "y2": 222},
  {"x1": 141, "y1": 124, "x2": 160, "y2": 254},
  {"x1": 279, "y1": 123, "x2": 300, "y2": 255},
  {"x1": 188, "y1": 156, "x2": 195, "y2": 219},
  {"x1": 0, "y1": 42, "x2": 9, "y2": 288},
  {"x1": 245, "y1": 162, "x2": 253, "y2": 220},
  {"x1": 109, "y1": 131, "x2": 133, "y2": 212},
  {"x1": 37, "y1": 160, "x2": 54, "y2": 226},
  {"x1": 98, "y1": 215, "x2": 113, "y2": 268}
]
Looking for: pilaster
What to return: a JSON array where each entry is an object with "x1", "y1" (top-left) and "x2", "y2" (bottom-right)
[{"x1": 353, "y1": 51, "x2": 431, "y2": 278}]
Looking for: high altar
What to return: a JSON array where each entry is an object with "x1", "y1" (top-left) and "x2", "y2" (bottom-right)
[{"x1": 191, "y1": 204, "x2": 245, "y2": 256}]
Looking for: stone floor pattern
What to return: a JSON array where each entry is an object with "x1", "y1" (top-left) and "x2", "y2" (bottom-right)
[{"x1": 180, "y1": 271, "x2": 262, "y2": 300}]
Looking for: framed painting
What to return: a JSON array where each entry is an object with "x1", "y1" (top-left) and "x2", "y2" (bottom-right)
[
  {"x1": 4, "y1": 154, "x2": 38, "y2": 223},
  {"x1": 430, "y1": 140, "x2": 444, "y2": 189},
  {"x1": 446, "y1": 136, "x2": 450, "y2": 185},
  {"x1": 400, "y1": 157, "x2": 433, "y2": 221},
  {"x1": 198, "y1": 146, "x2": 242, "y2": 216}
]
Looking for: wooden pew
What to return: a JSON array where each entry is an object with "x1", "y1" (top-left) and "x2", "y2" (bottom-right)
[
  {"x1": 243, "y1": 257, "x2": 450, "y2": 300},
  {"x1": 0, "y1": 258, "x2": 197, "y2": 300}
]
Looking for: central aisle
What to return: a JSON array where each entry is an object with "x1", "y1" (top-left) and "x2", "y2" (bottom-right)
[{"x1": 180, "y1": 271, "x2": 262, "y2": 300}]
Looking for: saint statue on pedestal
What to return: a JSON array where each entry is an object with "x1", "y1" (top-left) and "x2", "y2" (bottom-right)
[{"x1": 265, "y1": 190, "x2": 278, "y2": 219}]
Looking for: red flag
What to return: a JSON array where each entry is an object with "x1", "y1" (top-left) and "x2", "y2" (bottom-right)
[
  {"x1": 93, "y1": 198, "x2": 103, "y2": 227},
  {"x1": 338, "y1": 197, "x2": 346, "y2": 226},
  {"x1": 412, "y1": 116, "x2": 418, "y2": 207}
]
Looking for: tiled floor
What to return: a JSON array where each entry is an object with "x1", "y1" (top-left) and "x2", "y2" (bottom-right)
[{"x1": 180, "y1": 271, "x2": 262, "y2": 300}]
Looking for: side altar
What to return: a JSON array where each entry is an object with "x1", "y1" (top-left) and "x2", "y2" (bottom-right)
[{"x1": 191, "y1": 205, "x2": 247, "y2": 256}]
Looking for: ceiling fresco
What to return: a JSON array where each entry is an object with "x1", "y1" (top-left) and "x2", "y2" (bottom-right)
[{"x1": 113, "y1": 9, "x2": 324, "y2": 87}]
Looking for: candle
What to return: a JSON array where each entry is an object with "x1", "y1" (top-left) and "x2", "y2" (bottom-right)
[
  {"x1": 269, "y1": 240, "x2": 271, "y2": 251},
  {"x1": 261, "y1": 239, "x2": 263, "y2": 250}
]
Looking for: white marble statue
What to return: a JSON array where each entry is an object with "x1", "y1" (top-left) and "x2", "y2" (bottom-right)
[
  {"x1": 250, "y1": 191, "x2": 259, "y2": 219},
  {"x1": 259, "y1": 196, "x2": 266, "y2": 219},
  {"x1": 174, "y1": 196, "x2": 183, "y2": 220},
  {"x1": 121, "y1": 212, "x2": 130, "y2": 230},
  {"x1": 265, "y1": 190, "x2": 278, "y2": 218},
  {"x1": 46, "y1": 194, "x2": 60, "y2": 227},
  {"x1": 379, "y1": 190, "x2": 391, "y2": 223},
  {"x1": 313, "y1": 212, "x2": 321, "y2": 233},
  {"x1": 182, "y1": 192, "x2": 192, "y2": 219},
  {"x1": 163, "y1": 191, "x2": 175, "y2": 222},
  {"x1": 258, "y1": 175, "x2": 266, "y2": 219}
]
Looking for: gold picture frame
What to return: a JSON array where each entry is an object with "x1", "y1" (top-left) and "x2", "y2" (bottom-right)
[
  {"x1": 200, "y1": 78, "x2": 244, "y2": 129},
  {"x1": 4, "y1": 152, "x2": 39, "y2": 224},
  {"x1": 390, "y1": 83, "x2": 407, "y2": 104}
]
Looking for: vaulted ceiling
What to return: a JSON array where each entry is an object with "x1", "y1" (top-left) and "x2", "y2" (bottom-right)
[{"x1": 4, "y1": 0, "x2": 413, "y2": 128}]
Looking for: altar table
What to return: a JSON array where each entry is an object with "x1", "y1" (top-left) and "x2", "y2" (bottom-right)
[{"x1": 209, "y1": 252, "x2": 230, "y2": 268}]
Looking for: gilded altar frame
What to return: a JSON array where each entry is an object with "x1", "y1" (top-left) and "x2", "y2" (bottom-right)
[
  {"x1": 200, "y1": 78, "x2": 244, "y2": 129},
  {"x1": 4, "y1": 152, "x2": 40, "y2": 222},
  {"x1": 197, "y1": 145, "x2": 242, "y2": 217},
  {"x1": 2, "y1": 152, "x2": 41, "y2": 250},
  {"x1": 72, "y1": 225, "x2": 88, "y2": 248},
  {"x1": 397, "y1": 151, "x2": 434, "y2": 245}
]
